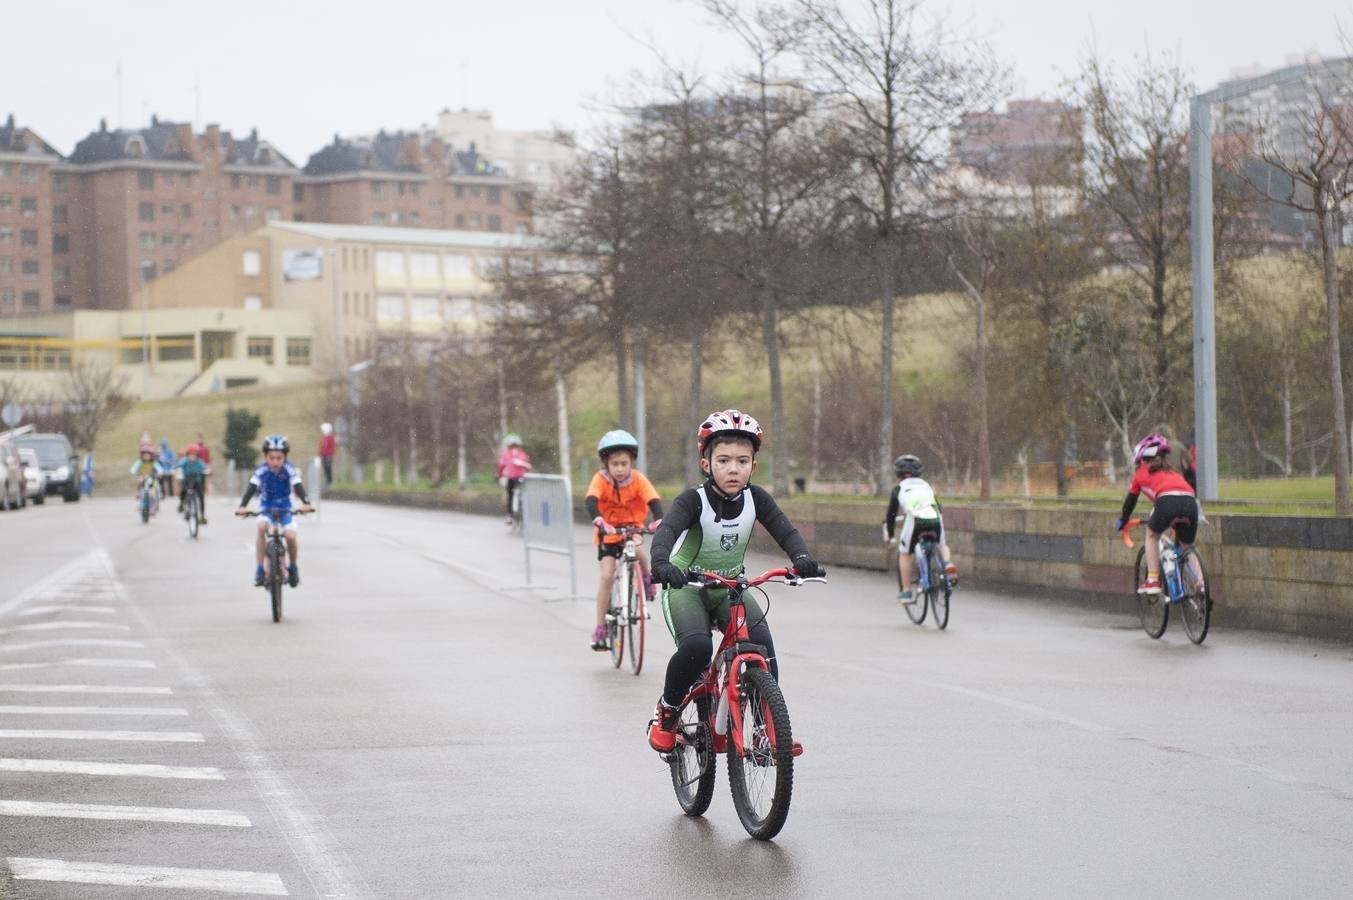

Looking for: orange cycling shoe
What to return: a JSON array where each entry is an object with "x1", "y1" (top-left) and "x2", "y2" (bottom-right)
[{"x1": 647, "y1": 700, "x2": 679, "y2": 753}]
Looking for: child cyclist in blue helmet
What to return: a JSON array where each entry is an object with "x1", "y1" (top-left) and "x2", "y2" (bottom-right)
[{"x1": 585, "y1": 429, "x2": 664, "y2": 651}]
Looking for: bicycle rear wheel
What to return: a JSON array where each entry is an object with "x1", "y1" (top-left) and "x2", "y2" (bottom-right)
[
  {"x1": 931, "y1": 548, "x2": 951, "y2": 630},
  {"x1": 903, "y1": 548, "x2": 928, "y2": 625},
  {"x1": 187, "y1": 493, "x2": 199, "y2": 540},
  {"x1": 140, "y1": 492, "x2": 151, "y2": 524},
  {"x1": 726, "y1": 665, "x2": 794, "y2": 841},
  {"x1": 626, "y1": 561, "x2": 645, "y2": 675},
  {"x1": 269, "y1": 541, "x2": 283, "y2": 623},
  {"x1": 1179, "y1": 548, "x2": 1212, "y2": 645},
  {"x1": 607, "y1": 567, "x2": 625, "y2": 668},
  {"x1": 1135, "y1": 546, "x2": 1167, "y2": 639},
  {"x1": 670, "y1": 695, "x2": 716, "y2": 816}
]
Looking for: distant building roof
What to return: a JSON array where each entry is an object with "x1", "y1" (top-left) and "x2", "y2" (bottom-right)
[
  {"x1": 0, "y1": 114, "x2": 61, "y2": 158},
  {"x1": 302, "y1": 130, "x2": 510, "y2": 179},
  {"x1": 67, "y1": 115, "x2": 295, "y2": 169},
  {"x1": 268, "y1": 220, "x2": 543, "y2": 250}
]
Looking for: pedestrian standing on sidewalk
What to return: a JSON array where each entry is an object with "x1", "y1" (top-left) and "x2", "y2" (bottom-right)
[{"x1": 319, "y1": 423, "x2": 337, "y2": 487}]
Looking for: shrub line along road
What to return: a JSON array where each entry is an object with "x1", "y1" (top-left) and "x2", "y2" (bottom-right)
[{"x1": 1, "y1": 497, "x2": 1351, "y2": 897}]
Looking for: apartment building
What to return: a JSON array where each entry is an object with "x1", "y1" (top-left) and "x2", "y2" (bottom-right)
[
  {"x1": 0, "y1": 116, "x2": 62, "y2": 317},
  {"x1": 63, "y1": 116, "x2": 299, "y2": 311},
  {"x1": 953, "y1": 99, "x2": 1083, "y2": 185},
  {"x1": 295, "y1": 131, "x2": 532, "y2": 234},
  {"x1": 433, "y1": 107, "x2": 576, "y2": 193}
]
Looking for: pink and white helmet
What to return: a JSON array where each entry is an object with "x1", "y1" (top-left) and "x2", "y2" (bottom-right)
[
  {"x1": 1132, "y1": 432, "x2": 1170, "y2": 465},
  {"x1": 697, "y1": 409, "x2": 763, "y2": 457}
]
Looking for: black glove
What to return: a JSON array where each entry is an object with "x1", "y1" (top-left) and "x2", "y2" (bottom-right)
[
  {"x1": 651, "y1": 562, "x2": 687, "y2": 588},
  {"x1": 791, "y1": 553, "x2": 825, "y2": 578}
]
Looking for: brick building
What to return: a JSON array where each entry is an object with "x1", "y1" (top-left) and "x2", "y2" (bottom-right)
[
  {"x1": 0, "y1": 116, "x2": 62, "y2": 317},
  {"x1": 953, "y1": 99, "x2": 1083, "y2": 185},
  {"x1": 63, "y1": 116, "x2": 299, "y2": 310},
  {"x1": 295, "y1": 131, "x2": 532, "y2": 234}
]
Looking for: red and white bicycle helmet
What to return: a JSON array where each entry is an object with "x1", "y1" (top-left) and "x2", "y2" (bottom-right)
[
  {"x1": 697, "y1": 409, "x2": 763, "y2": 457},
  {"x1": 1132, "y1": 432, "x2": 1170, "y2": 465}
]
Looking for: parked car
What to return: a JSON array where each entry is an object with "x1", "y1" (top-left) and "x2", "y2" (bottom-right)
[
  {"x1": 14, "y1": 432, "x2": 80, "y2": 502},
  {"x1": 18, "y1": 446, "x2": 47, "y2": 504},
  {"x1": 0, "y1": 437, "x2": 24, "y2": 510}
]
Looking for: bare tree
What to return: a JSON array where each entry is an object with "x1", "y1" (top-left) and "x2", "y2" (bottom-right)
[
  {"x1": 59, "y1": 361, "x2": 133, "y2": 452},
  {"x1": 794, "y1": 0, "x2": 1002, "y2": 491},
  {"x1": 1245, "y1": 62, "x2": 1353, "y2": 512}
]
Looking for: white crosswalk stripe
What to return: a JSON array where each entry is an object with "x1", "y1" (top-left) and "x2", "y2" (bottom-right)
[
  {"x1": 0, "y1": 620, "x2": 132, "y2": 634},
  {"x1": 0, "y1": 658, "x2": 157, "y2": 670},
  {"x1": 0, "y1": 729, "x2": 204, "y2": 742},
  {"x1": 7, "y1": 858, "x2": 288, "y2": 895},
  {"x1": 0, "y1": 683, "x2": 173, "y2": 694},
  {"x1": 0, "y1": 704, "x2": 189, "y2": 716},
  {"x1": 0, "y1": 799, "x2": 250, "y2": 827},
  {"x1": 0, "y1": 758, "x2": 225, "y2": 779},
  {"x1": 16, "y1": 605, "x2": 119, "y2": 616},
  {"x1": 1, "y1": 638, "x2": 146, "y2": 652}
]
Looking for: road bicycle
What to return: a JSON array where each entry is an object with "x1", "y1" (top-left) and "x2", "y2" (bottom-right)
[
  {"x1": 136, "y1": 477, "x2": 157, "y2": 524},
  {"x1": 1121, "y1": 518, "x2": 1212, "y2": 644},
  {"x1": 898, "y1": 530, "x2": 952, "y2": 630},
  {"x1": 243, "y1": 509, "x2": 311, "y2": 623},
  {"x1": 508, "y1": 478, "x2": 524, "y2": 533},
  {"x1": 663, "y1": 566, "x2": 824, "y2": 841},
  {"x1": 181, "y1": 482, "x2": 204, "y2": 540},
  {"x1": 604, "y1": 525, "x2": 652, "y2": 675}
]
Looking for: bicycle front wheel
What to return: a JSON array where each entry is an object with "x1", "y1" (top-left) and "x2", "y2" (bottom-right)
[
  {"x1": 626, "y1": 562, "x2": 645, "y2": 675},
  {"x1": 1135, "y1": 546, "x2": 1167, "y2": 639},
  {"x1": 670, "y1": 695, "x2": 716, "y2": 816},
  {"x1": 187, "y1": 494, "x2": 199, "y2": 540},
  {"x1": 607, "y1": 567, "x2": 625, "y2": 668},
  {"x1": 931, "y1": 549, "x2": 951, "y2": 630},
  {"x1": 269, "y1": 542, "x2": 283, "y2": 623},
  {"x1": 726, "y1": 665, "x2": 794, "y2": 841},
  {"x1": 1179, "y1": 548, "x2": 1212, "y2": 645}
]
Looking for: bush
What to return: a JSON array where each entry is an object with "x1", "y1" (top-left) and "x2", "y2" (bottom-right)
[{"x1": 224, "y1": 408, "x2": 262, "y2": 470}]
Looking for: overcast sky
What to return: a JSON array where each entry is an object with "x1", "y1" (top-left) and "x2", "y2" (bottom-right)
[{"x1": 8, "y1": 0, "x2": 1349, "y2": 164}]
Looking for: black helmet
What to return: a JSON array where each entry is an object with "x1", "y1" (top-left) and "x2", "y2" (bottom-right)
[{"x1": 893, "y1": 454, "x2": 922, "y2": 477}]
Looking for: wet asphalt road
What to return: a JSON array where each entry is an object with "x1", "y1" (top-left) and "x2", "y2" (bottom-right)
[{"x1": 1, "y1": 495, "x2": 1351, "y2": 898}]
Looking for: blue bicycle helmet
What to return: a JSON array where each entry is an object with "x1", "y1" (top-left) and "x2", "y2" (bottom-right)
[{"x1": 597, "y1": 429, "x2": 639, "y2": 460}]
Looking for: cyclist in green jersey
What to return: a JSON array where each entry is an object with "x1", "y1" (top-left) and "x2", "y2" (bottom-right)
[{"x1": 646, "y1": 409, "x2": 824, "y2": 753}]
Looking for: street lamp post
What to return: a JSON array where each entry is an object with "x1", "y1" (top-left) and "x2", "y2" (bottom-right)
[{"x1": 139, "y1": 261, "x2": 154, "y2": 399}]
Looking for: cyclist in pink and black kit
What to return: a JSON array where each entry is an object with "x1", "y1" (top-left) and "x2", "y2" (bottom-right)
[
  {"x1": 495, "y1": 434, "x2": 532, "y2": 525},
  {"x1": 1114, "y1": 433, "x2": 1199, "y2": 595}
]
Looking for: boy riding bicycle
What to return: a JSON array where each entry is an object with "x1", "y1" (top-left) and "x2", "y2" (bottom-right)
[
  {"x1": 174, "y1": 444, "x2": 211, "y2": 525},
  {"x1": 646, "y1": 409, "x2": 825, "y2": 754},
  {"x1": 883, "y1": 454, "x2": 958, "y2": 605},
  {"x1": 1115, "y1": 432, "x2": 1200, "y2": 595},
  {"x1": 495, "y1": 434, "x2": 532, "y2": 525},
  {"x1": 234, "y1": 435, "x2": 315, "y2": 588},
  {"x1": 585, "y1": 429, "x2": 664, "y2": 651}
]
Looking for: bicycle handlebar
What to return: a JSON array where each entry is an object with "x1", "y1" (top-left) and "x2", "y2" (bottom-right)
[
  {"x1": 240, "y1": 508, "x2": 313, "y2": 518},
  {"x1": 685, "y1": 567, "x2": 826, "y2": 589}
]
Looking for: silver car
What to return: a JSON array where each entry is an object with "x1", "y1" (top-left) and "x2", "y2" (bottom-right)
[
  {"x1": 0, "y1": 437, "x2": 24, "y2": 510},
  {"x1": 18, "y1": 446, "x2": 47, "y2": 505}
]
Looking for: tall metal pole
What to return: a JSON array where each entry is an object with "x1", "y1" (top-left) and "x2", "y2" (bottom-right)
[
  {"x1": 140, "y1": 264, "x2": 150, "y2": 400},
  {"x1": 1189, "y1": 96, "x2": 1220, "y2": 501},
  {"x1": 634, "y1": 349, "x2": 647, "y2": 474}
]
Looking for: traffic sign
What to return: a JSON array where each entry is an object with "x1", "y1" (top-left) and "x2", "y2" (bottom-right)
[{"x1": 1, "y1": 403, "x2": 22, "y2": 427}]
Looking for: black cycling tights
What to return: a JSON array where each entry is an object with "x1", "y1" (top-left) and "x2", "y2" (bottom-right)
[{"x1": 662, "y1": 622, "x2": 778, "y2": 707}]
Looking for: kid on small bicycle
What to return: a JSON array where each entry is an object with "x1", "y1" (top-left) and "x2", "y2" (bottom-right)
[
  {"x1": 495, "y1": 434, "x2": 532, "y2": 526},
  {"x1": 646, "y1": 409, "x2": 825, "y2": 754},
  {"x1": 883, "y1": 454, "x2": 958, "y2": 605},
  {"x1": 234, "y1": 434, "x2": 314, "y2": 588},
  {"x1": 174, "y1": 444, "x2": 211, "y2": 525},
  {"x1": 129, "y1": 443, "x2": 165, "y2": 515},
  {"x1": 1115, "y1": 432, "x2": 1200, "y2": 595},
  {"x1": 585, "y1": 429, "x2": 664, "y2": 651}
]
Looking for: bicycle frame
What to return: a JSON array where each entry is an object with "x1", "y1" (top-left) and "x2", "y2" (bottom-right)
[{"x1": 1121, "y1": 519, "x2": 1190, "y2": 604}]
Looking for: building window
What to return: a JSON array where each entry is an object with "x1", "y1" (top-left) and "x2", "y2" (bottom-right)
[
  {"x1": 157, "y1": 333, "x2": 193, "y2": 361},
  {"x1": 390, "y1": 212, "x2": 401, "y2": 225},
  {"x1": 138, "y1": 171, "x2": 155, "y2": 190},
  {"x1": 242, "y1": 250, "x2": 261, "y2": 276},
  {"x1": 247, "y1": 175, "x2": 260, "y2": 189},
  {"x1": 454, "y1": 214, "x2": 465, "y2": 228},
  {"x1": 342, "y1": 291, "x2": 350, "y2": 315},
  {"x1": 411, "y1": 296, "x2": 440, "y2": 321},
  {"x1": 230, "y1": 205, "x2": 240, "y2": 220},
  {"x1": 53, "y1": 204, "x2": 68, "y2": 224},
  {"x1": 0, "y1": 194, "x2": 9, "y2": 210},
  {"x1": 139, "y1": 232, "x2": 155, "y2": 250},
  {"x1": 18, "y1": 165, "x2": 36, "y2": 183},
  {"x1": 376, "y1": 295, "x2": 405, "y2": 322},
  {"x1": 0, "y1": 163, "x2": 9, "y2": 177},
  {"x1": 139, "y1": 261, "x2": 156, "y2": 281},
  {"x1": 20, "y1": 197, "x2": 36, "y2": 217},
  {"x1": 454, "y1": 185, "x2": 464, "y2": 198},
  {"x1": 52, "y1": 234, "x2": 69, "y2": 253},
  {"x1": 245, "y1": 206, "x2": 257, "y2": 218},
  {"x1": 0, "y1": 288, "x2": 13, "y2": 306},
  {"x1": 52, "y1": 172, "x2": 67, "y2": 192},
  {"x1": 230, "y1": 174, "x2": 241, "y2": 189},
  {"x1": 21, "y1": 290, "x2": 39, "y2": 309},
  {"x1": 0, "y1": 227, "x2": 11, "y2": 243},
  {"x1": 0, "y1": 257, "x2": 10, "y2": 274},
  {"x1": 20, "y1": 229, "x2": 37, "y2": 247},
  {"x1": 442, "y1": 253, "x2": 474, "y2": 279},
  {"x1": 375, "y1": 250, "x2": 404, "y2": 278},
  {"x1": 470, "y1": 185, "x2": 482, "y2": 199},
  {"x1": 293, "y1": 184, "x2": 305, "y2": 202},
  {"x1": 265, "y1": 207, "x2": 281, "y2": 221},
  {"x1": 54, "y1": 295, "x2": 71, "y2": 309},
  {"x1": 53, "y1": 263, "x2": 70, "y2": 282},
  {"x1": 410, "y1": 252, "x2": 438, "y2": 279},
  {"x1": 408, "y1": 212, "x2": 421, "y2": 225},
  {"x1": 244, "y1": 295, "x2": 262, "y2": 311},
  {"x1": 487, "y1": 215, "x2": 502, "y2": 232},
  {"x1": 370, "y1": 181, "x2": 384, "y2": 198},
  {"x1": 160, "y1": 202, "x2": 174, "y2": 215},
  {"x1": 371, "y1": 211, "x2": 387, "y2": 225},
  {"x1": 247, "y1": 336, "x2": 275, "y2": 364},
  {"x1": 466, "y1": 214, "x2": 480, "y2": 229},
  {"x1": 182, "y1": 233, "x2": 193, "y2": 248},
  {"x1": 266, "y1": 175, "x2": 281, "y2": 195},
  {"x1": 286, "y1": 338, "x2": 312, "y2": 366},
  {"x1": 180, "y1": 203, "x2": 192, "y2": 218},
  {"x1": 488, "y1": 186, "x2": 501, "y2": 204},
  {"x1": 139, "y1": 202, "x2": 155, "y2": 222},
  {"x1": 161, "y1": 231, "x2": 175, "y2": 246},
  {"x1": 341, "y1": 247, "x2": 349, "y2": 271},
  {"x1": 21, "y1": 260, "x2": 39, "y2": 278},
  {"x1": 163, "y1": 260, "x2": 176, "y2": 273}
]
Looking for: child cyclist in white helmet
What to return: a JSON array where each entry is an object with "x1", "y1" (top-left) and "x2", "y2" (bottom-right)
[
  {"x1": 584, "y1": 429, "x2": 664, "y2": 651},
  {"x1": 646, "y1": 409, "x2": 825, "y2": 754},
  {"x1": 884, "y1": 454, "x2": 958, "y2": 605},
  {"x1": 234, "y1": 435, "x2": 315, "y2": 587}
]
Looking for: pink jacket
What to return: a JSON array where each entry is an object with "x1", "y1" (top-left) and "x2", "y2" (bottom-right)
[{"x1": 496, "y1": 448, "x2": 532, "y2": 480}]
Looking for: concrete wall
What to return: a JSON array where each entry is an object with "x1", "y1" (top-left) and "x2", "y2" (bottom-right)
[{"x1": 324, "y1": 488, "x2": 1353, "y2": 642}]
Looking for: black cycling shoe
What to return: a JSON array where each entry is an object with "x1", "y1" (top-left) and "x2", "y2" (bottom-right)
[{"x1": 287, "y1": 565, "x2": 300, "y2": 588}]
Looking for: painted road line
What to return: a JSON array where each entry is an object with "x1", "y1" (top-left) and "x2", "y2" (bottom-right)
[
  {"x1": 0, "y1": 758, "x2": 225, "y2": 780},
  {"x1": 6, "y1": 858, "x2": 287, "y2": 896},
  {"x1": 0, "y1": 551, "x2": 106, "y2": 618},
  {"x1": 17, "y1": 605, "x2": 118, "y2": 617},
  {"x1": 0, "y1": 659, "x2": 157, "y2": 671},
  {"x1": 0, "y1": 684, "x2": 172, "y2": 695},
  {"x1": 1, "y1": 638, "x2": 146, "y2": 652},
  {"x1": 0, "y1": 705, "x2": 189, "y2": 716},
  {"x1": 0, "y1": 621, "x2": 132, "y2": 635},
  {"x1": 0, "y1": 799, "x2": 251, "y2": 827},
  {"x1": 0, "y1": 729, "x2": 204, "y2": 742}
]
